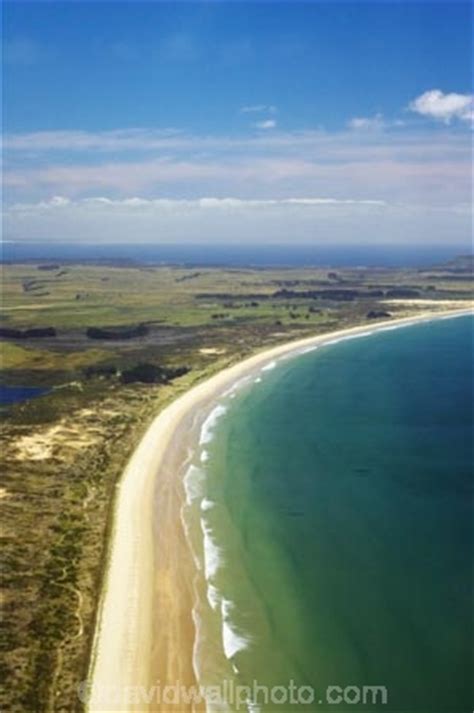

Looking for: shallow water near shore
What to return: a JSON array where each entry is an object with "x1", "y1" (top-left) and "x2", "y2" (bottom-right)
[{"x1": 185, "y1": 315, "x2": 473, "y2": 712}]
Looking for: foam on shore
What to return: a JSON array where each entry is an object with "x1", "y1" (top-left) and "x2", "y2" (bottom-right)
[
  {"x1": 183, "y1": 464, "x2": 206, "y2": 505},
  {"x1": 201, "y1": 517, "x2": 224, "y2": 582},
  {"x1": 190, "y1": 395, "x2": 256, "y2": 684},
  {"x1": 221, "y1": 598, "x2": 252, "y2": 659},
  {"x1": 201, "y1": 497, "x2": 216, "y2": 512},
  {"x1": 200, "y1": 404, "x2": 228, "y2": 445},
  {"x1": 222, "y1": 374, "x2": 252, "y2": 398}
]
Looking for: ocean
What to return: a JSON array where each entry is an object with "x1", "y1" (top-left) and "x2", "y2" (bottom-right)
[
  {"x1": 183, "y1": 314, "x2": 473, "y2": 712},
  {"x1": 1, "y1": 242, "x2": 469, "y2": 268}
]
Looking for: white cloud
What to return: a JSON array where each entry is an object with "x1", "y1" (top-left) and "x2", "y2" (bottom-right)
[
  {"x1": 283, "y1": 197, "x2": 385, "y2": 206},
  {"x1": 4, "y1": 127, "x2": 470, "y2": 213},
  {"x1": 348, "y1": 114, "x2": 385, "y2": 131},
  {"x1": 4, "y1": 128, "x2": 185, "y2": 152},
  {"x1": 241, "y1": 104, "x2": 277, "y2": 114},
  {"x1": 348, "y1": 114, "x2": 407, "y2": 131},
  {"x1": 4, "y1": 194, "x2": 468, "y2": 246},
  {"x1": 49, "y1": 195, "x2": 71, "y2": 207},
  {"x1": 8, "y1": 195, "x2": 387, "y2": 212},
  {"x1": 409, "y1": 89, "x2": 473, "y2": 124},
  {"x1": 255, "y1": 119, "x2": 277, "y2": 130},
  {"x1": 4, "y1": 124, "x2": 465, "y2": 158}
]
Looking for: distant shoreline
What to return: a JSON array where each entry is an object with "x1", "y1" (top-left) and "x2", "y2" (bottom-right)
[
  {"x1": 86, "y1": 306, "x2": 472, "y2": 713},
  {"x1": 2, "y1": 243, "x2": 472, "y2": 270}
]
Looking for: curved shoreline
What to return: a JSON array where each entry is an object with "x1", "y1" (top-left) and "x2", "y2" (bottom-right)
[{"x1": 86, "y1": 307, "x2": 472, "y2": 712}]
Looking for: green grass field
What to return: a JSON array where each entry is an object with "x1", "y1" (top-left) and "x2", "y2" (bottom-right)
[{"x1": 3, "y1": 262, "x2": 471, "y2": 329}]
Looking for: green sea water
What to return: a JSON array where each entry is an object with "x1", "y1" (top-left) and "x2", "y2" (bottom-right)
[{"x1": 190, "y1": 315, "x2": 473, "y2": 713}]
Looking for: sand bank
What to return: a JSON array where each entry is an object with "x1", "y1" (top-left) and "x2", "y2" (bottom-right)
[{"x1": 86, "y1": 307, "x2": 472, "y2": 713}]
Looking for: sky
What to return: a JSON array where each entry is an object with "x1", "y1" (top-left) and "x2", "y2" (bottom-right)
[{"x1": 3, "y1": 0, "x2": 473, "y2": 245}]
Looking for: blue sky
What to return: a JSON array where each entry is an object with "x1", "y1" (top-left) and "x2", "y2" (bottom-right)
[{"x1": 3, "y1": 1, "x2": 473, "y2": 245}]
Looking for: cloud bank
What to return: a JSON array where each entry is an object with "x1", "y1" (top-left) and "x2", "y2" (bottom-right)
[
  {"x1": 4, "y1": 194, "x2": 469, "y2": 246},
  {"x1": 4, "y1": 126, "x2": 470, "y2": 207},
  {"x1": 3, "y1": 89, "x2": 471, "y2": 245}
]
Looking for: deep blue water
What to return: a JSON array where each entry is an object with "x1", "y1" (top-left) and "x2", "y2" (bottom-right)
[
  {"x1": 1, "y1": 242, "x2": 469, "y2": 268},
  {"x1": 197, "y1": 315, "x2": 473, "y2": 712},
  {"x1": 0, "y1": 384, "x2": 50, "y2": 406}
]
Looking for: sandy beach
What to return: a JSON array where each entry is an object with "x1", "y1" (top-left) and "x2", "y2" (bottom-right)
[{"x1": 86, "y1": 306, "x2": 472, "y2": 713}]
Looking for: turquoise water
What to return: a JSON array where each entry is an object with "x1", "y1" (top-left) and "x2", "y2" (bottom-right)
[{"x1": 190, "y1": 315, "x2": 473, "y2": 712}]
